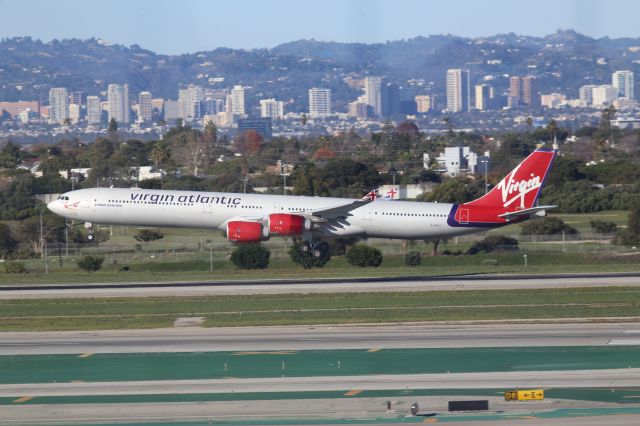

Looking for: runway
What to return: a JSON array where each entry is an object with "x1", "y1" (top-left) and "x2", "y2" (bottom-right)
[
  {"x1": 2, "y1": 272, "x2": 640, "y2": 299},
  {"x1": 2, "y1": 322, "x2": 639, "y2": 355}
]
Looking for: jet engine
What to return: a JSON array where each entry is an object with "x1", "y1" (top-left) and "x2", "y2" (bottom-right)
[
  {"x1": 268, "y1": 214, "x2": 309, "y2": 236},
  {"x1": 226, "y1": 221, "x2": 268, "y2": 243}
]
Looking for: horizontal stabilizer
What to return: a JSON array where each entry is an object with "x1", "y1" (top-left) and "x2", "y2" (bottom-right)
[{"x1": 498, "y1": 205, "x2": 557, "y2": 221}]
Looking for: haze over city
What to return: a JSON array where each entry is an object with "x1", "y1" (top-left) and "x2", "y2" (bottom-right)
[{"x1": 1, "y1": 0, "x2": 639, "y2": 54}]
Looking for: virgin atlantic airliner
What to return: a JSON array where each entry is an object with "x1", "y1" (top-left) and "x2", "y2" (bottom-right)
[{"x1": 47, "y1": 148, "x2": 556, "y2": 258}]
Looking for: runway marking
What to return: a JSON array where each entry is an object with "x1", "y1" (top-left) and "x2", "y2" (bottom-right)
[
  {"x1": 423, "y1": 419, "x2": 438, "y2": 423},
  {"x1": 78, "y1": 352, "x2": 94, "y2": 358},
  {"x1": 623, "y1": 330, "x2": 640, "y2": 334},
  {"x1": 519, "y1": 416, "x2": 537, "y2": 419},
  {"x1": 232, "y1": 351, "x2": 297, "y2": 356},
  {"x1": 71, "y1": 380, "x2": 84, "y2": 383},
  {"x1": 367, "y1": 348, "x2": 380, "y2": 352},
  {"x1": 13, "y1": 396, "x2": 32, "y2": 403},
  {"x1": 623, "y1": 396, "x2": 640, "y2": 399},
  {"x1": 344, "y1": 389, "x2": 362, "y2": 396}
]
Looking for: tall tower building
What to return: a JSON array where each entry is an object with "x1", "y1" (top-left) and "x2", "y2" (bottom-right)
[
  {"x1": 474, "y1": 84, "x2": 493, "y2": 111},
  {"x1": 415, "y1": 95, "x2": 433, "y2": 113},
  {"x1": 137, "y1": 91, "x2": 153, "y2": 122},
  {"x1": 86, "y1": 96, "x2": 102, "y2": 125},
  {"x1": 364, "y1": 76, "x2": 382, "y2": 116},
  {"x1": 509, "y1": 76, "x2": 522, "y2": 106},
  {"x1": 522, "y1": 76, "x2": 540, "y2": 106},
  {"x1": 48, "y1": 87, "x2": 69, "y2": 124},
  {"x1": 178, "y1": 86, "x2": 204, "y2": 120},
  {"x1": 107, "y1": 84, "x2": 130, "y2": 124},
  {"x1": 381, "y1": 83, "x2": 400, "y2": 117},
  {"x1": 308, "y1": 88, "x2": 332, "y2": 118},
  {"x1": 230, "y1": 85, "x2": 246, "y2": 116},
  {"x1": 259, "y1": 99, "x2": 284, "y2": 120},
  {"x1": 612, "y1": 70, "x2": 634, "y2": 99},
  {"x1": 446, "y1": 69, "x2": 470, "y2": 112}
]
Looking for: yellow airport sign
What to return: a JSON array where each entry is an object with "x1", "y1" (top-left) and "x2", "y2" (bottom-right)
[{"x1": 504, "y1": 389, "x2": 544, "y2": 401}]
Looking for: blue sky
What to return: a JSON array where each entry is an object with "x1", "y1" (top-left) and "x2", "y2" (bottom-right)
[{"x1": 0, "y1": 0, "x2": 637, "y2": 54}]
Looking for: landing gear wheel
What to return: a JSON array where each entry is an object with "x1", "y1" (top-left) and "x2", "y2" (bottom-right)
[
  {"x1": 311, "y1": 249, "x2": 323, "y2": 258},
  {"x1": 87, "y1": 233, "x2": 94, "y2": 241},
  {"x1": 300, "y1": 242, "x2": 311, "y2": 253},
  {"x1": 319, "y1": 242, "x2": 330, "y2": 253}
]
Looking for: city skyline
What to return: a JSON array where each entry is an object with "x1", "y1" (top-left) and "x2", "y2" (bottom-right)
[{"x1": 0, "y1": 0, "x2": 638, "y2": 54}]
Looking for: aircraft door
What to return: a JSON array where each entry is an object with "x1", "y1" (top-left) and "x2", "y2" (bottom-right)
[{"x1": 458, "y1": 208, "x2": 469, "y2": 224}]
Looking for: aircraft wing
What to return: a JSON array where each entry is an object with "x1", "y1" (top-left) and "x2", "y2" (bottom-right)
[
  {"x1": 498, "y1": 205, "x2": 557, "y2": 221},
  {"x1": 304, "y1": 199, "x2": 371, "y2": 222}
]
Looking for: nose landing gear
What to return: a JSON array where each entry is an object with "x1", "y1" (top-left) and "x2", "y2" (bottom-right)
[{"x1": 84, "y1": 222, "x2": 94, "y2": 241}]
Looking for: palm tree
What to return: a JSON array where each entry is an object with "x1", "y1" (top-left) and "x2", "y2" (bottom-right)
[{"x1": 150, "y1": 140, "x2": 170, "y2": 167}]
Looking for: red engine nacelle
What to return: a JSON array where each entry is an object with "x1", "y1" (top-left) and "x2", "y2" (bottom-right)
[
  {"x1": 269, "y1": 214, "x2": 306, "y2": 236},
  {"x1": 227, "y1": 221, "x2": 266, "y2": 243}
]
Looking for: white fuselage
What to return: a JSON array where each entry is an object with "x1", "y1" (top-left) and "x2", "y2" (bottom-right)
[{"x1": 47, "y1": 188, "x2": 488, "y2": 240}]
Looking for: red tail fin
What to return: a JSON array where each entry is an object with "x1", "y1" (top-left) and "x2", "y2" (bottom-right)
[{"x1": 451, "y1": 148, "x2": 556, "y2": 226}]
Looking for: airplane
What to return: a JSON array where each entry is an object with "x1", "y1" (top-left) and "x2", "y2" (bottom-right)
[{"x1": 47, "y1": 148, "x2": 556, "y2": 259}]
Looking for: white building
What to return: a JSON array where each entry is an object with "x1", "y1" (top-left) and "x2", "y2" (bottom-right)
[
  {"x1": 230, "y1": 85, "x2": 246, "y2": 116},
  {"x1": 308, "y1": 88, "x2": 332, "y2": 118},
  {"x1": 107, "y1": 84, "x2": 130, "y2": 124},
  {"x1": 364, "y1": 76, "x2": 382, "y2": 116},
  {"x1": 86, "y1": 96, "x2": 102, "y2": 125},
  {"x1": 68, "y1": 103, "x2": 81, "y2": 124},
  {"x1": 592, "y1": 85, "x2": 617, "y2": 107},
  {"x1": 259, "y1": 99, "x2": 284, "y2": 120},
  {"x1": 48, "y1": 87, "x2": 69, "y2": 124},
  {"x1": 612, "y1": 70, "x2": 634, "y2": 100},
  {"x1": 435, "y1": 147, "x2": 490, "y2": 177},
  {"x1": 541, "y1": 93, "x2": 567, "y2": 109},
  {"x1": 474, "y1": 84, "x2": 493, "y2": 111},
  {"x1": 446, "y1": 69, "x2": 470, "y2": 112},
  {"x1": 579, "y1": 85, "x2": 597, "y2": 106},
  {"x1": 178, "y1": 86, "x2": 204, "y2": 120},
  {"x1": 138, "y1": 91, "x2": 153, "y2": 122}
]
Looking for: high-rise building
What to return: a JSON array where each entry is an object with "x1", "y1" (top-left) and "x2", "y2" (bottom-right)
[
  {"x1": 381, "y1": 83, "x2": 400, "y2": 116},
  {"x1": 0, "y1": 101, "x2": 40, "y2": 118},
  {"x1": 107, "y1": 84, "x2": 130, "y2": 124},
  {"x1": 446, "y1": 69, "x2": 470, "y2": 112},
  {"x1": 612, "y1": 70, "x2": 634, "y2": 99},
  {"x1": 86, "y1": 96, "x2": 102, "y2": 125},
  {"x1": 592, "y1": 85, "x2": 617, "y2": 106},
  {"x1": 415, "y1": 95, "x2": 433, "y2": 113},
  {"x1": 474, "y1": 84, "x2": 493, "y2": 111},
  {"x1": 522, "y1": 76, "x2": 540, "y2": 106},
  {"x1": 364, "y1": 76, "x2": 382, "y2": 116},
  {"x1": 138, "y1": 91, "x2": 153, "y2": 122},
  {"x1": 71, "y1": 91, "x2": 86, "y2": 107},
  {"x1": 509, "y1": 76, "x2": 522, "y2": 106},
  {"x1": 259, "y1": 99, "x2": 284, "y2": 120},
  {"x1": 48, "y1": 87, "x2": 69, "y2": 124},
  {"x1": 178, "y1": 86, "x2": 204, "y2": 120},
  {"x1": 230, "y1": 85, "x2": 246, "y2": 116},
  {"x1": 579, "y1": 85, "x2": 598, "y2": 105},
  {"x1": 308, "y1": 88, "x2": 332, "y2": 118}
]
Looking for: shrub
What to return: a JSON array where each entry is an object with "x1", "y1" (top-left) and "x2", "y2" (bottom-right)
[
  {"x1": 230, "y1": 244, "x2": 270, "y2": 269},
  {"x1": 77, "y1": 255, "x2": 105, "y2": 272},
  {"x1": 404, "y1": 251, "x2": 421, "y2": 266},
  {"x1": 346, "y1": 244, "x2": 383, "y2": 267},
  {"x1": 467, "y1": 235, "x2": 519, "y2": 255},
  {"x1": 590, "y1": 220, "x2": 618, "y2": 234},
  {"x1": 4, "y1": 261, "x2": 26, "y2": 273},
  {"x1": 134, "y1": 229, "x2": 164, "y2": 244},
  {"x1": 520, "y1": 217, "x2": 578, "y2": 235},
  {"x1": 289, "y1": 242, "x2": 330, "y2": 269}
]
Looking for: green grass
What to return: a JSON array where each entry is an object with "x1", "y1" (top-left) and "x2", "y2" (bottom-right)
[
  {"x1": 2, "y1": 286, "x2": 640, "y2": 331},
  {"x1": 3, "y1": 251, "x2": 640, "y2": 285}
]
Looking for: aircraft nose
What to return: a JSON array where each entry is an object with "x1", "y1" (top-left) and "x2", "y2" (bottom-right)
[{"x1": 47, "y1": 200, "x2": 57, "y2": 213}]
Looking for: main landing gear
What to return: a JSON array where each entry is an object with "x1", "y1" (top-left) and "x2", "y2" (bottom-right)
[
  {"x1": 84, "y1": 222, "x2": 94, "y2": 241},
  {"x1": 300, "y1": 241, "x2": 330, "y2": 258}
]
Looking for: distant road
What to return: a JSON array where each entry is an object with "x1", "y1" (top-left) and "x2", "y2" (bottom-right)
[
  {"x1": 2, "y1": 322, "x2": 638, "y2": 355},
  {"x1": 1, "y1": 272, "x2": 640, "y2": 299}
]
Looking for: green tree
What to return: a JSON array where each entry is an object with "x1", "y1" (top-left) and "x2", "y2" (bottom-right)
[
  {"x1": 346, "y1": 244, "x2": 383, "y2": 267},
  {"x1": 230, "y1": 244, "x2": 270, "y2": 269},
  {"x1": 425, "y1": 178, "x2": 483, "y2": 203},
  {"x1": 108, "y1": 118, "x2": 118, "y2": 133},
  {"x1": 150, "y1": 140, "x2": 171, "y2": 167},
  {"x1": 77, "y1": 255, "x2": 105, "y2": 272},
  {"x1": 0, "y1": 141, "x2": 22, "y2": 168},
  {"x1": 134, "y1": 229, "x2": 164, "y2": 244},
  {"x1": 467, "y1": 235, "x2": 519, "y2": 255},
  {"x1": 520, "y1": 217, "x2": 578, "y2": 236},
  {"x1": 0, "y1": 223, "x2": 17, "y2": 258}
]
